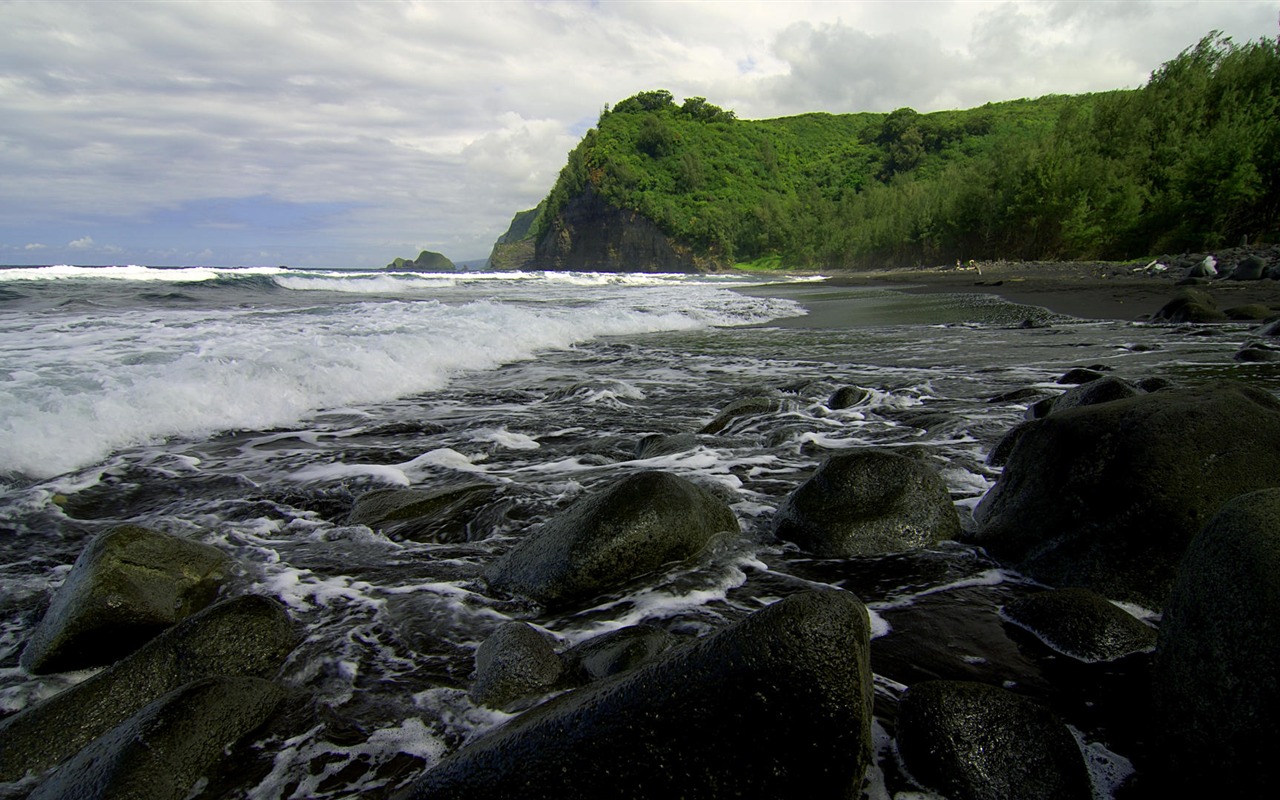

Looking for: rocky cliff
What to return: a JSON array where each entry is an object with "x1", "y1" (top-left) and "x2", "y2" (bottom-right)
[{"x1": 532, "y1": 186, "x2": 700, "y2": 273}]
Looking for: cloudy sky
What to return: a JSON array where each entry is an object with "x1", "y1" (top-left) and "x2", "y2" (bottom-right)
[{"x1": 2, "y1": 1, "x2": 1276, "y2": 268}]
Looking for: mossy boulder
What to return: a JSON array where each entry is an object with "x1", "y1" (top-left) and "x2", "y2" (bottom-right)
[
  {"x1": 484, "y1": 471, "x2": 737, "y2": 609},
  {"x1": 396, "y1": 590, "x2": 874, "y2": 799},
  {"x1": 27, "y1": 676, "x2": 284, "y2": 800},
  {"x1": 1153, "y1": 489, "x2": 1280, "y2": 793},
  {"x1": 1001, "y1": 587, "x2": 1156, "y2": 662},
  {"x1": 773, "y1": 449, "x2": 960, "y2": 557},
  {"x1": 0, "y1": 595, "x2": 297, "y2": 781},
  {"x1": 971, "y1": 382, "x2": 1280, "y2": 608},
  {"x1": 896, "y1": 680, "x2": 1091, "y2": 800},
  {"x1": 348, "y1": 483, "x2": 498, "y2": 543},
  {"x1": 469, "y1": 622, "x2": 563, "y2": 711},
  {"x1": 21, "y1": 525, "x2": 229, "y2": 674}
]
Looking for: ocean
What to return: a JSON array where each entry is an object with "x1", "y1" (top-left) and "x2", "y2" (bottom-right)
[{"x1": 1, "y1": 265, "x2": 1276, "y2": 798}]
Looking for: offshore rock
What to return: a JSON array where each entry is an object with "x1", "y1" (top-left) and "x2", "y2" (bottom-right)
[
  {"x1": 827, "y1": 385, "x2": 869, "y2": 410},
  {"x1": 484, "y1": 471, "x2": 737, "y2": 609},
  {"x1": 20, "y1": 525, "x2": 229, "y2": 674},
  {"x1": 972, "y1": 382, "x2": 1280, "y2": 608},
  {"x1": 469, "y1": 622, "x2": 563, "y2": 712},
  {"x1": 27, "y1": 676, "x2": 284, "y2": 800},
  {"x1": 348, "y1": 484, "x2": 498, "y2": 543},
  {"x1": 396, "y1": 590, "x2": 874, "y2": 800},
  {"x1": 1153, "y1": 489, "x2": 1280, "y2": 793},
  {"x1": 1001, "y1": 587, "x2": 1156, "y2": 662},
  {"x1": 1149, "y1": 288, "x2": 1226, "y2": 323},
  {"x1": 699, "y1": 395, "x2": 781, "y2": 434},
  {"x1": 534, "y1": 186, "x2": 700, "y2": 273},
  {"x1": 0, "y1": 594, "x2": 297, "y2": 781},
  {"x1": 896, "y1": 680, "x2": 1091, "y2": 800},
  {"x1": 773, "y1": 449, "x2": 960, "y2": 557}
]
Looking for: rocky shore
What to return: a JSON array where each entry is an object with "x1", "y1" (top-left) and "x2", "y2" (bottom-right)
[{"x1": 5, "y1": 253, "x2": 1280, "y2": 798}]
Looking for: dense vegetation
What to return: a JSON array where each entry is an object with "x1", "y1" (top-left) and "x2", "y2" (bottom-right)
[{"x1": 521, "y1": 32, "x2": 1279, "y2": 269}]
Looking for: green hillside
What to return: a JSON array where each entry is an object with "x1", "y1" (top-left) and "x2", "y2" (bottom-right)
[{"x1": 517, "y1": 32, "x2": 1279, "y2": 270}]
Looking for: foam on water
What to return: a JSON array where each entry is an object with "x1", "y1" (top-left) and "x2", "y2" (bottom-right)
[{"x1": 0, "y1": 269, "x2": 802, "y2": 480}]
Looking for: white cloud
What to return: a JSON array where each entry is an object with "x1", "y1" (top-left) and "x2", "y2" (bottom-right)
[
  {"x1": 1, "y1": 0, "x2": 1276, "y2": 265},
  {"x1": 67, "y1": 236, "x2": 94, "y2": 250},
  {"x1": 24, "y1": 242, "x2": 47, "y2": 250}
]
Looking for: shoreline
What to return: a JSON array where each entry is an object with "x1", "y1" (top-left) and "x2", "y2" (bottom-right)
[{"x1": 742, "y1": 261, "x2": 1280, "y2": 326}]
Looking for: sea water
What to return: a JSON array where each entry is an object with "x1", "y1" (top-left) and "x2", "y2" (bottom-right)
[{"x1": 1, "y1": 265, "x2": 1276, "y2": 798}]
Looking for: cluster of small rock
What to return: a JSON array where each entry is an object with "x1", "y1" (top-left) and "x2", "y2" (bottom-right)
[{"x1": 8, "y1": 324, "x2": 1280, "y2": 797}]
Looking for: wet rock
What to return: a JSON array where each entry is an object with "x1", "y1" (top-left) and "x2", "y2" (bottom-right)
[
  {"x1": 1224, "y1": 303, "x2": 1273, "y2": 320},
  {"x1": 773, "y1": 449, "x2": 960, "y2": 557},
  {"x1": 896, "y1": 680, "x2": 1091, "y2": 800},
  {"x1": 484, "y1": 471, "x2": 738, "y2": 609},
  {"x1": 0, "y1": 594, "x2": 297, "y2": 781},
  {"x1": 1184, "y1": 255, "x2": 1218, "y2": 279},
  {"x1": 699, "y1": 396, "x2": 780, "y2": 434},
  {"x1": 396, "y1": 590, "x2": 874, "y2": 800},
  {"x1": 1135, "y1": 376, "x2": 1174, "y2": 393},
  {"x1": 971, "y1": 382, "x2": 1280, "y2": 608},
  {"x1": 986, "y1": 420, "x2": 1032, "y2": 467},
  {"x1": 1256, "y1": 318, "x2": 1280, "y2": 336},
  {"x1": 27, "y1": 676, "x2": 284, "y2": 800},
  {"x1": 1056, "y1": 367, "x2": 1106, "y2": 385},
  {"x1": 1153, "y1": 489, "x2": 1280, "y2": 793},
  {"x1": 1150, "y1": 289, "x2": 1227, "y2": 323},
  {"x1": 633, "y1": 432, "x2": 699, "y2": 459},
  {"x1": 1046, "y1": 376, "x2": 1141, "y2": 415},
  {"x1": 560, "y1": 624, "x2": 677, "y2": 683},
  {"x1": 1234, "y1": 345, "x2": 1280, "y2": 362},
  {"x1": 827, "y1": 385, "x2": 869, "y2": 410},
  {"x1": 20, "y1": 525, "x2": 229, "y2": 674},
  {"x1": 469, "y1": 622, "x2": 563, "y2": 711},
  {"x1": 1002, "y1": 587, "x2": 1156, "y2": 662},
  {"x1": 348, "y1": 483, "x2": 497, "y2": 543},
  {"x1": 1228, "y1": 254, "x2": 1267, "y2": 281},
  {"x1": 986, "y1": 387, "x2": 1046, "y2": 404}
]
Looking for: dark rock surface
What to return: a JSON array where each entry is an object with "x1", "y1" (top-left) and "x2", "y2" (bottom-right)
[
  {"x1": 27, "y1": 676, "x2": 284, "y2": 800},
  {"x1": 1149, "y1": 288, "x2": 1227, "y2": 323},
  {"x1": 484, "y1": 471, "x2": 738, "y2": 608},
  {"x1": 0, "y1": 594, "x2": 297, "y2": 781},
  {"x1": 773, "y1": 449, "x2": 960, "y2": 557},
  {"x1": 560, "y1": 624, "x2": 678, "y2": 684},
  {"x1": 396, "y1": 590, "x2": 874, "y2": 800},
  {"x1": 348, "y1": 484, "x2": 498, "y2": 543},
  {"x1": 896, "y1": 680, "x2": 1092, "y2": 800},
  {"x1": 971, "y1": 381, "x2": 1280, "y2": 608},
  {"x1": 534, "y1": 186, "x2": 701, "y2": 273},
  {"x1": 699, "y1": 396, "x2": 781, "y2": 434},
  {"x1": 1044, "y1": 376, "x2": 1140, "y2": 415},
  {"x1": 1153, "y1": 488, "x2": 1280, "y2": 793},
  {"x1": 1002, "y1": 587, "x2": 1156, "y2": 662},
  {"x1": 20, "y1": 525, "x2": 229, "y2": 674},
  {"x1": 469, "y1": 622, "x2": 563, "y2": 711},
  {"x1": 827, "y1": 385, "x2": 869, "y2": 410}
]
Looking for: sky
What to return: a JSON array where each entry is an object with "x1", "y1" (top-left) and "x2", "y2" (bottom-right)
[{"x1": 1, "y1": 1, "x2": 1277, "y2": 269}]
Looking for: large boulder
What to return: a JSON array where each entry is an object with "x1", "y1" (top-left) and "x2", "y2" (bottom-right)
[
  {"x1": 1152, "y1": 489, "x2": 1280, "y2": 793},
  {"x1": 1228, "y1": 254, "x2": 1267, "y2": 280},
  {"x1": 971, "y1": 382, "x2": 1280, "y2": 608},
  {"x1": 1149, "y1": 288, "x2": 1226, "y2": 323},
  {"x1": 895, "y1": 680, "x2": 1091, "y2": 800},
  {"x1": 469, "y1": 622, "x2": 563, "y2": 711},
  {"x1": 1044, "y1": 376, "x2": 1140, "y2": 415},
  {"x1": 0, "y1": 594, "x2": 297, "y2": 781},
  {"x1": 773, "y1": 449, "x2": 960, "y2": 557},
  {"x1": 20, "y1": 525, "x2": 229, "y2": 674},
  {"x1": 27, "y1": 676, "x2": 284, "y2": 800},
  {"x1": 395, "y1": 590, "x2": 873, "y2": 800},
  {"x1": 484, "y1": 471, "x2": 738, "y2": 608},
  {"x1": 1002, "y1": 587, "x2": 1156, "y2": 662},
  {"x1": 560, "y1": 624, "x2": 677, "y2": 684}
]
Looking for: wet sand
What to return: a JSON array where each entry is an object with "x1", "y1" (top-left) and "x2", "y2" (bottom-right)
[{"x1": 742, "y1": 261, "x2": 1280, "y2": 326}]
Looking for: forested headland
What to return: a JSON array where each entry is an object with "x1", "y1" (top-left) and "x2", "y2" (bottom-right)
[{"x1": 496, "y1": 32, "x2": 1279, "y2": 271}]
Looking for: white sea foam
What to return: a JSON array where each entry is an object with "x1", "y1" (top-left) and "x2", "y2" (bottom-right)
[{"x1": 0, "y1": 271, "x2": 802, "y2": 478}]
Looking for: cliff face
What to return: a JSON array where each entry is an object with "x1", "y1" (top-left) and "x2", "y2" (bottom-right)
[
  {"x1": 487, "y1": 207, "x2": 541, "y2": 271},
  {"x1": 533, "y1": 186, "x2": 701, "y2": 273}
]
